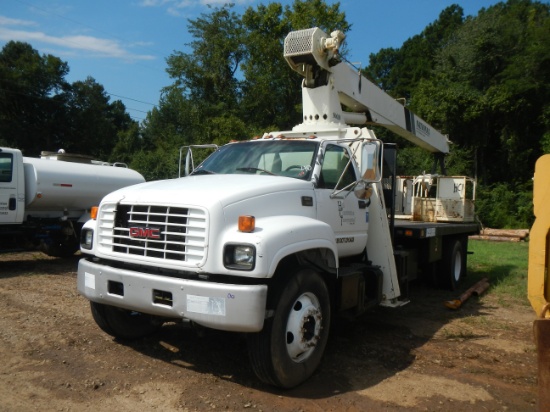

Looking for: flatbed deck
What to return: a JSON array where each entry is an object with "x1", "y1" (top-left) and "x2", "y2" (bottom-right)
[{"x1": 394, "y1": 218, "x2": 480, "y2": 239}]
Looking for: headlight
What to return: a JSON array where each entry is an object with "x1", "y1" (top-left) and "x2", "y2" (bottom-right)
[
  {"x1": 80, "y1": 228, "x2": 94, "y2": 250},
  {"x1": 224, "y1": 244, "x2": 255, "y2": 270}
]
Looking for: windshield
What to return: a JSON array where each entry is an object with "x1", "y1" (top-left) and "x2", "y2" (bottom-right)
[{"x1": 191, "y1": 140, "x2": 319, "y2": 180}]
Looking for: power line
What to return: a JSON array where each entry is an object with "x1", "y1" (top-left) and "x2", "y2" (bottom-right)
[
  {"x1": 125, "y1": 107, "x2": 150, "y2": 114},
  {"x1": 107, "y1": 93, "x2": 157, "y2": 107},
  {"x1": 0, "y1": 86, "x2": 151, "y2": 122},
  {"x1": 0, "y1": 85, "x2": 157, "y2": 109},
  {"x1": 10, "y1": 0, "x2": 168, "y2": 112}
]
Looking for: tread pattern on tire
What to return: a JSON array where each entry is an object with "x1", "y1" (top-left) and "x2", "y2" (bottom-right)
[
  {"x1": 246, "y1": 268, "x2": 330, "y2": 388},
  {"x1": 90, "y1": 302, "x2": 161, "y2": 340}
]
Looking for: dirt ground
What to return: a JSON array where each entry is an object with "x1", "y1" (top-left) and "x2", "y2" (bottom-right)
[{"x1": 0, "y1": 252, "x2": 538, "y2": 411}]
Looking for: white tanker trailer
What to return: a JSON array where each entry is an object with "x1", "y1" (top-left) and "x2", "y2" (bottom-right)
[{"x1": 0, "y1": 147, "x2": 145, "y2": 257}]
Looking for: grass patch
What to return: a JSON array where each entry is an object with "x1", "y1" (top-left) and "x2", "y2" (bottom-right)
[
  {"x1": 467, "y1": 239, "x2": 529, "y2": 306},
  {"x1": 441, "y1": 328, "x2": 478, "y2": 340},
  {"x1": 461, "y1": 314, "x2": 489, "y2": 327},
  {"x1": 461, "y1": 314, "x2": 511, "y2": 331}
]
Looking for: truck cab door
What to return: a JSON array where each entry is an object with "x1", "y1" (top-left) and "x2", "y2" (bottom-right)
[
  {"x1": 315, "y1": 143, "x2": 368, "y2": 257},
  {"x1": 0, "y1": 149, "x2": 24, "y2": 224}
]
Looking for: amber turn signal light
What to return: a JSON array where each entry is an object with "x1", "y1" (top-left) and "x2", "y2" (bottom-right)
[{"x1": 238, "y1": 215, "x2": 255, "y2": 232}]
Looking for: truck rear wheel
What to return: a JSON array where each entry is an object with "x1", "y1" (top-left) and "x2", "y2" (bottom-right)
[
  {"x1": 90, "y1": 302, "x2": 162, "y2": 340},
  {"x1": 246, "y1": 268, "x2": 331, "y2": 388},
  {"x1": 441, "y1": 237, "x2": 466, "y2": 291},
  {"x1": 40, "y1": 221, "x2": 81, "y2": 257},
  {"x1": 40, "y1": 240, "x2": 79, "y2": 257}
]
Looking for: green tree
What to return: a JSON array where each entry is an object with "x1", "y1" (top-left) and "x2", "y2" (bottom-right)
[
  {"x1": 139, "y1": 5, "x2": 250, "y2": 180},
  {"x1": 64, "y1": 77, "x2": 135, "y2": 159},
  {"x1": 164, "y1": 3, "x2": 246, "y2": 141},
  {"x1": 412, "y1": 0, "x2": 550, "y2": 185},
  {"x1": 240, "y1": 2, "x2": 295, "y2": 131},
  {"x1": 364, "y1": 47, "x2": 400, "y2": 90},
  {"x1": 241, "y1": 0, "x2": 349, "y2": 130},
  {"x1": 165, "y1": 6, "x2": 245, "y2": 108},
  {"x1": 408, "y1": 0, "x2": 550, "y2": 227},
  {"x1": 365, "y1": 5, "x2": 464, "y2": 99},
  {"x1": 0, "y1": 41, "x2": 70, "y2": 155},
  {"x1": 364, "y1": 5, "x2": 466, "y2": 179},
  {"x1": 476, "y1": 180, "x2": 534, "y2": 228},
  {"x1": 142, "y1": 1, "x2": 350, "y2": 180},
  {"x1": 110, "y1": 122, "x2": 144, "y2": 165},
  {"x1": 0, "y1": 41, "x2": 136, "y2": 161}
]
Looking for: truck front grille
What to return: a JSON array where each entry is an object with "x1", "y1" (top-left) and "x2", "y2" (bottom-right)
[{"x1": 96, "y1": 203, "x2": 207, "y2": 265}]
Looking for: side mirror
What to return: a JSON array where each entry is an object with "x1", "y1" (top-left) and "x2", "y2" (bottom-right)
[
  {"x1": 360, "y1": 140, "x2": 382, "y2": 182},
  {"x1": 184, "y1": 148, "x2": 193, "y2": 177},
  {"x1": 178, "y1": 144, "x2": 218, "y2": 177},
  {"x1": 353, "y1": 181, "x2": 373, "y2": 200},
  {"x1": 178, "y1": 146, "x2": 194, "y2": 177}
]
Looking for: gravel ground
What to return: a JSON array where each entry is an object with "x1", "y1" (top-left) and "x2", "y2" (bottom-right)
[{"x1": 0, "y1": 252, "x2": 538, "y2": 411}]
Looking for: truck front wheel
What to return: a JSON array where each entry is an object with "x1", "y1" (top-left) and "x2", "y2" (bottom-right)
[
  {"x1": 90, "y1": 302, "x2": 162, "y2": 340},
  {"x1": 247, "y1": 268, "x2": 331, "y2": 388}
]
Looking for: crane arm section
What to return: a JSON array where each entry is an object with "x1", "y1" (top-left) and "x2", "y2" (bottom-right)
[{"x1": 284, "y1": 27, "x2": 450, "y2": 154}]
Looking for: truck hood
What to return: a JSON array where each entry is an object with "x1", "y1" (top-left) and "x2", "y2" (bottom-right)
[{"x1": 101, "y1": 174, "x2": 314, "y2": 208}]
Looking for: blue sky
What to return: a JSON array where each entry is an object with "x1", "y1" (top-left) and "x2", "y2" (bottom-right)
[{"x1": 2, "y1": 0, "x2": 505, "y2": 123}]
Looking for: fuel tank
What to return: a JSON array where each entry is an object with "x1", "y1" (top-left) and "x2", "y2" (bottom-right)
[{"x1": 23, "y1": 156, "x2": 145, "y2": 212}]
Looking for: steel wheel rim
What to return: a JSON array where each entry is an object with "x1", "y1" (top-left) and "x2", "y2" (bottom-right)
[
  {"x1": 453, "y1": 249, "x2": 462, "y2": 282},
  {"x1": 285, "y1": 292, "x2": 323, "y2": 363}
]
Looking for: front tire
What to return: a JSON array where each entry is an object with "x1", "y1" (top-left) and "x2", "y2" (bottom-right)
[
  {"x1": 90, "y1": 302, "x2": 162, "y2": 340},
  {"x1": 247, "y1": 268, "x2": 331, "y2": 388}
]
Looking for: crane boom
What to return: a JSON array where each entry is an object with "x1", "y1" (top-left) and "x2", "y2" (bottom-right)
[{"x1": 284, "y1": 27, "x2": 450, "y2": 154}]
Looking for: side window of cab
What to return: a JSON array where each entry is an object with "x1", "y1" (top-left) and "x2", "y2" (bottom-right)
[
  {"x1": 0, "y1": 154, "x2": 13, "y2": 182},
  {"x1": 318, "y1": 145, "x2": 357, "y2": 190}
]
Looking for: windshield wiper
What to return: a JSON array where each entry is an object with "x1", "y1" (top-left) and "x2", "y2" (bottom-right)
[
  {"x1": 236, "y1": 167, "x2": 275, "y2": 175},
  {"x1": 191, "y1": 169, "x2": 215, "y2": 175}
]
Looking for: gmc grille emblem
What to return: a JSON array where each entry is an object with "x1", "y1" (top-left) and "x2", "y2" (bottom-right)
[{"x1": 129, "y1": 227, "x2": 161, "y2": 239}]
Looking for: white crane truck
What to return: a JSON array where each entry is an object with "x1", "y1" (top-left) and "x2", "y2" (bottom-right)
[
  {"x1": 0, "y1": 148, "x2": 145, "y2": 257},
  {"x1": 77, "y1": 28, "x2": 480, "y2": 388}
]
